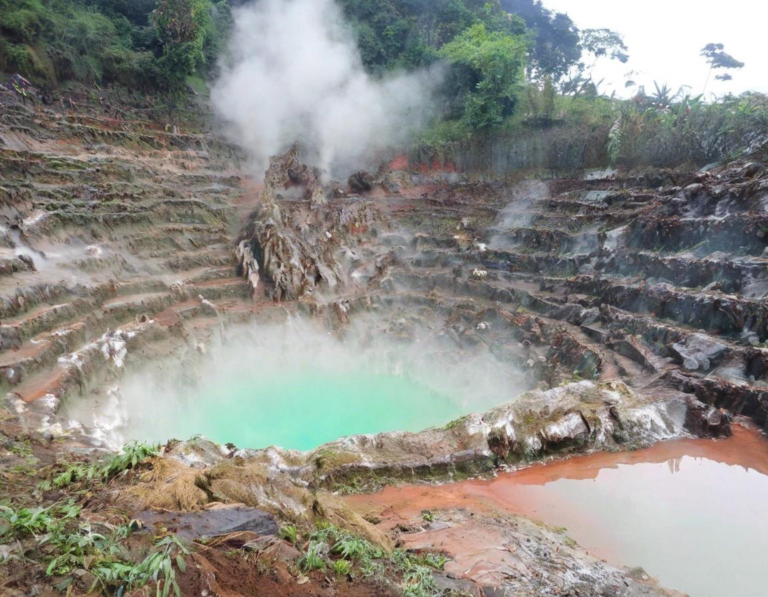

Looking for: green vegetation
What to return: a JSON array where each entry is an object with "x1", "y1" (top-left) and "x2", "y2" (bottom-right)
[
  {"x1": 339, "y1": 0, "x2": 633, "y2": 139},
  {"x1": 298, "y1": 523, "x2": 447, "y2": 595},
  {"x1": 500, "y1": 0, "x2": 579, "y2": 82},
  {"x1": 1, "y1": 442, "x2": 187, "y2": 596},
  {"x1": 440, "y1": 22, "x2": 527, "y2": 130},
  {"x1": 339, "y1": 0, "x2": 548, "y2": 136},
  {"x1": 2, "y1": 443, "x2": 450, "y2": 596},
  {"x1": 332, "y1": 558, "x2": 353, "y2": 576},
  {"x1": 2, "y1": 0, "x2": 764, "y2": 174},
  {"x1": 277, "y1": 523, "x2": 298, "y2": 544},
  {"x1": 443, "y1": 415, "x2": 469, "y2": 431},
  {"x1": 608, "y1": 89, "x2": 768, "y2": 167},
  {"x1": 0, "y1": 501, "x2": 80, "y2": 538},
  {"x1": 298, "y1": 541, "x2": 327, "y2": 572},
  {"x1": 338, "y1": 0, "x2": 520, "y2": 73},
  {"x1": 0, "y1": 0, "x2": 231, "y2": 92},
  {"x1": 39, "y1": 441, "x2": 160, "y2": 491}
]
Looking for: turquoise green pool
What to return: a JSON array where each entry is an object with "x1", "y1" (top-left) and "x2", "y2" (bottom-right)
[
  {"x1": 77, "y1": 321, "x2": 521, "y2": 452},
  {"x1": 122, "y1": 369, "x2": 468, "y2": 451}
]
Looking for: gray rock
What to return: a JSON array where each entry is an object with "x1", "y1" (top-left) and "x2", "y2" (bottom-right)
[
  {"x1": 669, "y1": 333, "x2": 728, "y2": 371},
  {"x1": 684, "y1": 183, "x2": 704, "y2": 198},
  {"x1": 137, "y1": 504, "x2": 278, "y2": 541}
]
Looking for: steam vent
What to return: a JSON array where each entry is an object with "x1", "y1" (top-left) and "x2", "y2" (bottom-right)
[{"x1": 1, "y1": 1, "x2": 767, "y2": 596}]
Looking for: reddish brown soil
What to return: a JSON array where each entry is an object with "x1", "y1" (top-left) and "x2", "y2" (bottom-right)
[{"x1": 177, "y1": 549, "x2": 398, "y2": 597}]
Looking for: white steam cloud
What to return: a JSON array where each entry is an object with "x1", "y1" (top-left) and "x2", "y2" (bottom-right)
[
  {"x1": 64, "y1": 317, "x2": 526, "y2": 450},
  {"x1": 212, "y1": 0, "x2": 441, "y2": 175}
]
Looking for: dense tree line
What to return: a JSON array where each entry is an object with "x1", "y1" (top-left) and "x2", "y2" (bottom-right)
[
  {"x1": 337, "y1": 0, "x2": 628, "y2": 132},
  {"x1": 0, "y1": 0, "x2": 230, "y2": 93},
  {"x1": 0, "y1": 0, "x2": 626, "y2": 132}
]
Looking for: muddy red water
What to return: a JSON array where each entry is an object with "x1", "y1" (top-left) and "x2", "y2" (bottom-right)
[{"x1": 347, "y1": 426, "x2": 768, "y2": 597}]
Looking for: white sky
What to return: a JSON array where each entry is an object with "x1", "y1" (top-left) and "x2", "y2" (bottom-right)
[{"x1": 542, "y1": 0, "x2": 767, "y2": 97}]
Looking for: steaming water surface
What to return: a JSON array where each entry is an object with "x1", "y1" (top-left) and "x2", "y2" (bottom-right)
[
  {"x1": 74, "y1": 319, "x2": 522, "y2": 451},
  {"x1": 124, "y1": 370, "x2": 466, "y2": 451}
]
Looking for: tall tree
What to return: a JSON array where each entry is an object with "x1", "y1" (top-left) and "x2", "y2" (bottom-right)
[
  {"x1": 701, "y1": 43, "x2": 744, "y2": 92},
  {"x1": 500, "y1": 0, "x2": 580, "y2": 82},
  {"x1": 440, "y1": 22, "x2": 527, "y2": 130},
  {"x1": 563, "y1": 28, "x2": 629, "y2": 96},
  {"x1": 152, "y1": 0, "x2": 211, "y2": 92},
  {"x1": 88, "y1": 0, "x2": 159, "y2": 26}
]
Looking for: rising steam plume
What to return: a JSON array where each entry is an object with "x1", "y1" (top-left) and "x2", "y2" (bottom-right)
[{"x1": 211, "y1": 0, "x2": 441, "y2": 175}]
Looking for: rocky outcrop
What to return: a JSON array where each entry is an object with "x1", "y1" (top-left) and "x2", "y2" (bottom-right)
[
  {"x1": 684, "y1": 397, "x2": 732, "y2": 438},
  {"x1": 348, "y1": 170, "x2": 374, "y2": 193},
  {"x1": 235, "y1": 146, "x2": 384, "y2": 300},
  {"x1": 368, "y1": 506, "x2": 684, "y2": 597},
  {"x1": 0, "y1": 91, "x2": 259, "y2": 439},
  {"x1": 151, "y1": 381, "x2": 686, "y2": 497}
]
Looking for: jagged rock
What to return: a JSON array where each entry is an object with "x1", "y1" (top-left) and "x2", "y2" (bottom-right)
[
  {"x1": 670, "y1": 333, "x2": 728, "y2": 372},
  {"x1": 487, "y1": 428, "x2": 515, "y2": 460},
  {"x1": 348, "y1": 170, "x2": 374, "y2": 193},
  {"x1": 685, "y1": 397, "x2": 732, "y2": 438},
  {"x1": 235, "y1": 146, "x2": 382, "y2": 300},
  {"x1": 684, "y1": 183, "x2": 704, "y2": 198},
  {"x1": 540, "y1": 411, "x2": 590, "y2": 448},
  {"x1": 433, "y1": 573, "x2": 483, "y2": 596},
  {"x1": 236, "y1": 240, "x2": 259, "y2": 296},
  {"x1": 739, "y1": 162, "x2": 763, "y2": 179}
]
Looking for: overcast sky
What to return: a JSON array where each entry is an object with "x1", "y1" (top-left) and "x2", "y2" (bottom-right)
[{"x1": 542, "y1": 0, "x2": 766, "y2": 97}]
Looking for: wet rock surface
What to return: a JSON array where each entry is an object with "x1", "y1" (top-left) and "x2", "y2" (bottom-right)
[{"x1": 375, "y1": 508, "x2": 682, "y2": 597}]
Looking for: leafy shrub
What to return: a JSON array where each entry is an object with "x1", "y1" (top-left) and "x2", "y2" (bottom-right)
[
  {"x1": 0, "y1": 0, "x2": 228, "y2": 92},
  {"x1": 331, "y1": 536, "x2": 371, "y2": 561},
  {"x1": 277, "y1": 524, "x2": 298, "y2": 545},
  {"x1": 0, "y1": 502, "x2": 78, "y2": 539},
  {"x1": 2, "y1": 499, "x2": 188, "y2": 597},
  {"x1": 0, "y1": 40, "x2": 35, "y2": 73},
  {"x1": 608, "y1": 92, "x2": 768, "y2": 167},
  {"x1": 40, "y1": 441, "x2": 160, "y2": 491},
  {"x1": 298, "y1": 542, "x2": 327, "y2": 572},
  {"x1": 332, "y1": 559, "x2": 353, "y2": 576},
  {"x1": 1, "y1": 9, "x2": 43, "y2": 43}
]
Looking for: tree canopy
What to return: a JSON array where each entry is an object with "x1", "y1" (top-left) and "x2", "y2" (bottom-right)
[
  {"x1": 0, "y1": 0, "x2": 632, "y2": 134},
  {"x1": 499, "y1": 0, "x2": 580, "y2": 81},
  {"x1": 0, "y1": 0, "x2": 230, "y2": 92},
  {"x1": 439, "y1": 23, "x2": 527, "y2": 130}
]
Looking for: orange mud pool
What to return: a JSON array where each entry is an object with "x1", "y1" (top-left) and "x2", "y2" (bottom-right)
[{"x1": 347, "y1": 426, "x2": 768, "y2": 597}]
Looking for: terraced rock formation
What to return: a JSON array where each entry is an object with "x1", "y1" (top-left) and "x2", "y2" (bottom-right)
[
  {"x1": 2, "y1": 90, "x2": 767, "y2": 596},
  {"x1": 0, "y1": 100, "x2": 263, "y2": 438},
  {"x1": 389, "y1": 164, "x2": 768, "y2": 431}
]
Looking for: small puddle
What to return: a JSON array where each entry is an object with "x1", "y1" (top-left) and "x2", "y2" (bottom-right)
[{"x1": 347, "y1": 426, "x2": 768, "y2": 597}]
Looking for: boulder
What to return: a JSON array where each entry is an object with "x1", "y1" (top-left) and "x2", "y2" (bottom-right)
[
  {"x1": 137, "y1": 504, "x2": 279, "y2": 541},
  {"x1": 683, "y1": 183, "x2": 704, "y2": 198},
  {"x1": 348, "y1": 170, "x2": 374, "y2": 193},
  {"x1": 541, "y1": 411, "x2": 590, "y2": 448},
  {"x1": 669, "y1": 333, "x2": 728, "y2": 372},
  {"x1": 684, "y1": 398, "x2": 732, "y2": 438}
]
